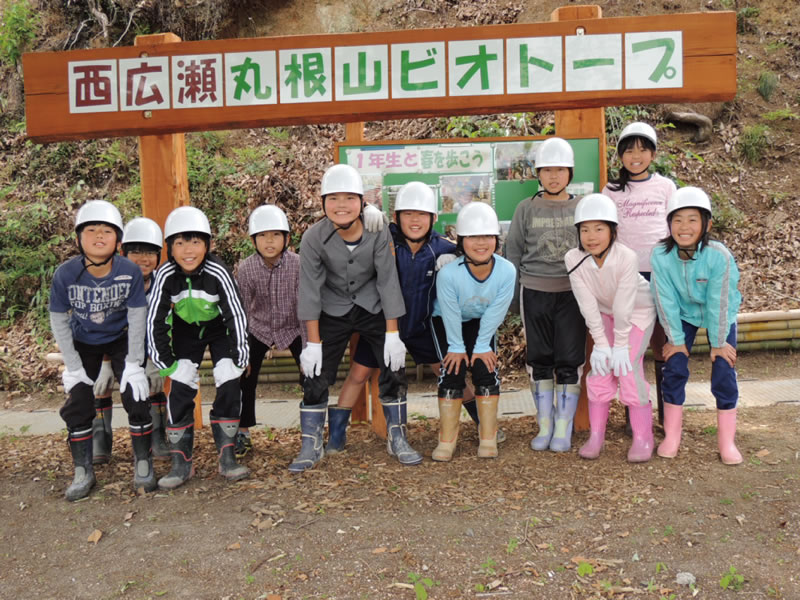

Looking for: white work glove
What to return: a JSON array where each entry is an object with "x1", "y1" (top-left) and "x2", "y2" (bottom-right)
[
  {"x1": 383, "y1": 331, "x2": 407, "y2": 372},
  {"x1": 62, "y1": 367, "x2": 94, "y2": 394},
  {"x1": 93, "y1": 360, "x2": 114, "y2": 396},
  {"x1": 589, "y1": 346, "x2": 612, "y2": 377},
  {"x1": 362, "y1": 203, "x2": 388, "y2": 233},
  {"x1": 120, "y1": 361, "x2": 149, "y2": 402},
  {"x1": 213, "y1": 357, "x2": 245, "y2": 385},
  {"x1": 300, "y1": 342, "x2": 323, "y2": 377},
  {"x1": 436, "y1": 253, "x2": 457, "y2": 271},
  {"x1": 611, "y1": 346, "x2": 633, "y2": 378},
  {"x1": 170, "y1": 359, "x2": 200, "y2": 390},
  {"x1": 145, "y1": 359, "x2": 163, "y2": 395}
]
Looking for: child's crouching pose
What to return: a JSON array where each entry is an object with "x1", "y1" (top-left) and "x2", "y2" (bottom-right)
[
  {"x1": 294, "y1": 164, "x2": 421, "y2": 472},
  {"x1": 147, "y1": 206, "x2": 251, "y2": 490},
  {"x1": 432, "y1": 202, "x2": 515, "y2": 460},
  {"x1": 650, "y1": 187, "x2": 743, "y2": 465},
  {"x1": 565, "y1": 194, "x2": 657, "y2": 462},
  {"x1": 49, "y1": 200, "x2": 152, "y2": 500}
]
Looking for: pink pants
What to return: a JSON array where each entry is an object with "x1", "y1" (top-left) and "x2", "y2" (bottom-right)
[{"x1": 587, "y1": 314, "x2": 652, "y2": 408}]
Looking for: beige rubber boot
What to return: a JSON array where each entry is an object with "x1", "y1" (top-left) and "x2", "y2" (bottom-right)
[
  {"x1": 476, "y1": 394, "x2": 499, "y2": 458},
  {"x1": 432, "y1": 396, "x2": 463, "y2": 462}
]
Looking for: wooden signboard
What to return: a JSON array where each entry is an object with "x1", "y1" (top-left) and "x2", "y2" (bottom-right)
[{"x1": 23, "y1": 11, "x2": 735, "y2": 142}]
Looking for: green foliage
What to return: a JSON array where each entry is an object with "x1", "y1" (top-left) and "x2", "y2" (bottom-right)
[
  {"x1": 762, "y1": 108, "x2": 799, "y2": 121},
  {"x1": 757, "y1": 71, "x2": 779, "y2": 102},
  {"x1": 736, "y1": 6, "x2": 759, "y2": 33},
  {"x1": 506, "y1": 537, "x2": 519, "y2": 555},
  {"x1": 577, "y1": 561, "x2": 594, "y2": 577},
  {"x1": 737, "y1": 124, "x2": 769, "y2": 164},
  {"x1": 442, "y1": 115, "x2": 507, "y2": 138},
  {"x1": 710, "y1": 191, "x2": 745, "y2": 232},
  {"x1": 605, "y1": 105, "x2": 653, "y2": 150},
  {"x1": 0, "y1": 0, "x2": 39, "y2": 67},
  {"x1": 407, "y1": 572, "x2": 436, "y2": 600},
  {"x1": 720, "y1": 566, "x2": 745, "y2": 591},
  {"x1": 0, "y1": 194, "x2": 68, "y2": 328}
]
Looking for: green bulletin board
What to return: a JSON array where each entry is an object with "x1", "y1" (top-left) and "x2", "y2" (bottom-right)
[{"x1": 336, "y1": 136, "x2": 601, "y2": 236}]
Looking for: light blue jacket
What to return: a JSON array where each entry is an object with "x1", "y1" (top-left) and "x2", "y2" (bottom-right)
[
  {"x1": 650, "y1": 240, "x2": 741, "y2": 348},
  {"x1": 433, "y1": 255, "x2": 516, "y2": 354}
]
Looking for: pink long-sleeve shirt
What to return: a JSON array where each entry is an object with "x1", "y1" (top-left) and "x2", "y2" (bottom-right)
[
  {"x1": 565, "y1": 243, "x2": 656, "y2": 349},
  {"x1": 602, "y1": 174, "x2": 676, "y2": 272}
]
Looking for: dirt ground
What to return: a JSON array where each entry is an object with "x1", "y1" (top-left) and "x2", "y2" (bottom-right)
[{"x1": 1, "y1": 351, "x2": 799, "y2": 600}]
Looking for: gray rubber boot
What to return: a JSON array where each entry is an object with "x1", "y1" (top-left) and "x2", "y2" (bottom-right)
[
  {"x1": 65, "y1": 429, "x2": 96, "y2": 502},
  {"x1": 382, "y1": 399, "x2": 423, "y2": 466},
  {"x1": 549, "y1": 383, "x2": 580, "y2": 452},
  {"x1": 149, "y1": 395, "x2": 170, "y2": 459},
  {"x1": 288, "y1": 403, "x2": 326, "y2": 473},
  {"x1": 530, "y1": 379, "x2": 555, "y2": 451},
  {"x1": 325, "y1": 405, "x2": 352, "y2": 455},
  {"x1": 130, "y1": 423, "x2": 157, "y2": 492},
  {"x1": 210, "y1": 415, "x2": 250, "y2": 482},
  {"x1": 157, "y1": 416, "x2": 194, "y2": 491},
  {"x1": 91, "y1": 399, "x2": 113, "y2": 465}
]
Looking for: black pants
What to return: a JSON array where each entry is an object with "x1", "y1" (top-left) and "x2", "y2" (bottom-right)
[
  {"x1": 239, "y1": 334, "x2": 302, "y2": 428},
  {"x1": 167, "y1": 331, "x2": 241, "y2": 425},
  {"x1": 521, "y1": 288, "x2": 585, "y2": 384},
  {"x1": 303, "y1": 306, "x2": 406, "y2": 406},
  {"x1": 431, "y1": 316, "x2": 500, "y2": 396},
  {"x1": 60, "y1": 334, "x2": 151, "y2": 432}
]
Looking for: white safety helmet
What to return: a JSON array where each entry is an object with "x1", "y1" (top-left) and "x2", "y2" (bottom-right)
[
  {"x1": 123, "y1": 217, "x2": 163, "y2": 248},
  {"x1": 164, "y1": 206, "x2": 211, "y2": 239},
  {"x1": 618, "y1": 122, "x2": 657, "y2": 150},
  {"x1": 455, "y1": 202, "x2": 500, "y2": 237},
  {"x1": 320, "y1": 164, "x2": 364, "y2": 197},
  {"x1": 535, "y1": 137, "x2": 575, "y2": 169},
  {"x1": 394, "y1": 181, "x2": 437, "y2": 214},
  {"x1": 249, "y1": 205, "x2": 290, "y2": 236},
  {"x1": 666, "y1": 186, "x2": 712, "y2": 217},
  {"x1": 574, "y1": 194, "x2": 619, "y2": 225},
  {"x1": 75, "y1": 200, "x2": 124, "y2": 233}
]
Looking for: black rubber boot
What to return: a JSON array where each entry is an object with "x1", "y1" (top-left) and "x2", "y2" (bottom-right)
[
  {"x1": 92, "y1": 397, "x2": 113, "y2": 465},
  {"x1": 288, "y1": 402, "x2": 326, "y2": 473},
  {"x1": 157, "y1": 416, "x2": 194, "y2": 491},
  {"x1": 65, "y1": 429, "x2": 96, "y2": 502},
  {"x1": 130, "y1": 423, "x2": 157, "y2": 493},
  {"x1": 210, "y1": 415, "x2": 250, "y2": 482},
  {"x1": 325, "y1": 405, "x2": 352, "y2": 455},
  {"x1": 149, "y1": 394, "x2": 170, "y2": 459},
  {"x1": 382, "y1": 399, "x2": 423, "y2": 466}
]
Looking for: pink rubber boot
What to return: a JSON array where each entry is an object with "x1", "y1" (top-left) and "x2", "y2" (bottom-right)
[
  {"x1": 578, "y1": 401, "x2": 609, "y2": 460},
  {"x1": 627, "y1": 404, "x2": 654, "y2": 463},
  {"x1": 717, "y1": 408, "x2": 743, "y2": 465},
  {"x1": 657, "y1": 403, "x2": 682, "y2": 458}
]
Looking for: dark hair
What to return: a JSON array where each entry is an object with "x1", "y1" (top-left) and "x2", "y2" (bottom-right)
[
  {"x1": 659, "y1": 208, "x2": 712, "y2": 254},
  {"x1": 122, "y1": 242, "x2": 161, "y2": 256},
  {"x1": 576, "y1": 222, "x2": 617, "y2": 252},
  {"x1": 166, "y1": 232, "x2": 210, "y2": 260},
  {"x1": 607, "y1": 135, "x2": 656, "y2": 192},
  {"x1": 251, "y1": 231, "x2": 289, "y2": 251},
  {"x1": 395, "y1": 211, "x2": 435, "y2": 244},
  {"x1": 536, "y1": 166, "x2": 574, "y2": 185},
  {"x1": 76, "y1": 221, "x2": 122, "y2": 245}
]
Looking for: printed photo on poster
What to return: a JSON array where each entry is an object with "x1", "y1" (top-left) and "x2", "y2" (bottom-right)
[
  {"x1": 494, "y1": 142, "x2": 537, "y2": 181},
  {"x1": 440, "y1": 174, "x2": 492, "y2": 214}
]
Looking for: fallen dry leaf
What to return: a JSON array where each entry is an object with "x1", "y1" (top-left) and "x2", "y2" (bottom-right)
[
  {"x1": 227, "y1": 542, "x2": 241, "y2": 550},
  {"x1": 87, "y1": 529, "x2": 102, "y2": 544}
]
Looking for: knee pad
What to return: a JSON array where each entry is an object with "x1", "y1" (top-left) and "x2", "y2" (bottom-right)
[{"x1": 437, "y1": 387, "x2": 464, "y2": 400}]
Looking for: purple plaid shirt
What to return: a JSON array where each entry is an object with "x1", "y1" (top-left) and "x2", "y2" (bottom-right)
[{"x1": 236, "y1": 250, "x2": 306, "y2": 350}]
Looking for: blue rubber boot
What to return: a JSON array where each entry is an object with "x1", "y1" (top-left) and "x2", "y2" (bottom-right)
[
  {"x1": 530, "y1": 379, "x2": 555, "y2": 451},
  {"x1": 549, "y1": 383, "x2": 580, "y2": 452},
  {"x1": 288, "y1": 403, "x2": 326, "y2": 473},
  {"x1": 326, "y1": 405, "x2": 352, "y2": 455},
  {"x1": 381, "y1": 399, "x2": 423, "y2": 465}
]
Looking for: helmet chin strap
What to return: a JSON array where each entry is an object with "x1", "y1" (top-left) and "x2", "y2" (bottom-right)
[
  {"x1": 323, "y1": 199, "x2": 364, "y2": 244},
  {"x1": 627, "y1": 166, "x2": 650, "y2": 178},
  {"x1": 464, "y1": 254, "x2": 494, "y2": 267}
]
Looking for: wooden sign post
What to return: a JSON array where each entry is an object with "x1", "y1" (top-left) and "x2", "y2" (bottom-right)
[{"x1": 24, "y1": 6, "x2": 737, "y2": 435}]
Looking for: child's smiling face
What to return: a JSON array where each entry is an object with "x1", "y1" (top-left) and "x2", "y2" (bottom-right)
[
  {"x1": 670, "y1": 207, "x2": 709, "y2": 249},
  {"x1": 621, "y1": 139, "x2": 655, "y2": 179},
  {"x1": 397, "y1": 210, "x2": 432, "y2": 240},
  {"x1": 324, "y1": 192, "x2": 363, "y2": 228},
  {"x1": 80, "y1": 224, "x2": 119, "y2": 264},
  {"x1": 462, "y1": 235, "x2": 496, "y2": 263},
  {"x1": 171, "y1": 236, "x2": 208, "y2": 273},
  {"x1": 579, "y1": 221, "x2": 612, "y2": 257}
]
